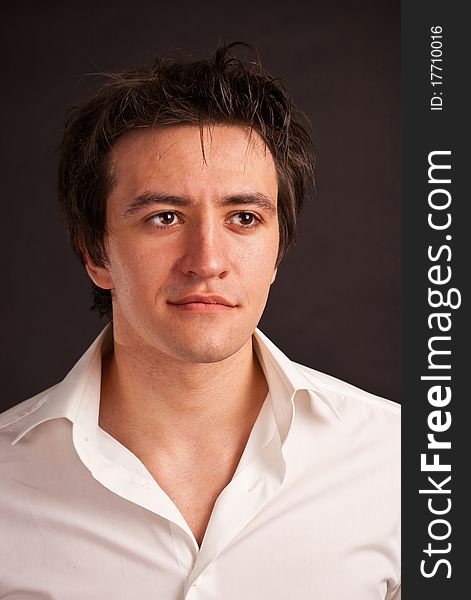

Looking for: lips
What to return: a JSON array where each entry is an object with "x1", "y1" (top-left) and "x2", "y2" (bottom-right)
[{"x1": 168, "y1": 294, "x2": 236, "y2": 308}]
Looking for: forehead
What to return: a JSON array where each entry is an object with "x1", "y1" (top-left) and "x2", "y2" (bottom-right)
[{"x1": 107, "y1": 124, "x2": 278, "y2": 202}]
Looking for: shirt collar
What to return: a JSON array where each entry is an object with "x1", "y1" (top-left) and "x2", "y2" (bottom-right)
[
  {"x1": 9, "y1": 325, "x2": 340, "y2": 446},
  {"x1": 9, "y1": 327, "x2": 110, "y2": 445},
  {"x1": 253, "y1": 329, "x2": 341, "y2": 443}
]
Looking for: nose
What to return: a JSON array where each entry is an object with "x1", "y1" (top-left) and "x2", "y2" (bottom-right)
[{"x1": 178, "y1": 219, "x2": 230, "y2": 280}]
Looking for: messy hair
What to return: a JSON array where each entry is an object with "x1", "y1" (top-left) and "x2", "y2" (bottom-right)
[{"x1": 58, "y1": 43, "x2": 314, "y2": 317}]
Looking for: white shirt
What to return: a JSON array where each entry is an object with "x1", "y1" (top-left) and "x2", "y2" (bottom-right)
[{"x1": 0, "y1": 326, "x2": 400, "y2": 599}]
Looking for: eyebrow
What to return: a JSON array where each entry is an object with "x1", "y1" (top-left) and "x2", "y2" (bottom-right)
[{"x1": 122, "y1": 192, "x2": 277, "y2": 216}]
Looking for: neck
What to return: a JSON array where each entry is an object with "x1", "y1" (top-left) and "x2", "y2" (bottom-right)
[{"x1": 99, "y1": 327, "x2": 268, "y2": 461}]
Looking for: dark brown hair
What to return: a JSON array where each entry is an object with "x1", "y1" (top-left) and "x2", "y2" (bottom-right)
[{"x1": 58, "y1": 43, "x2": 314, "y2": 318}]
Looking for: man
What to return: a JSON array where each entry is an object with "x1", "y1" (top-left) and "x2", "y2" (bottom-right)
[{"x1": 0, "y1": 45, "x2": 400, "y2": 599}]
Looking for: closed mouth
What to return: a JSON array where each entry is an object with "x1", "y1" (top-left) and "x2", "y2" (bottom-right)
[{"x1": 168, "y1": 294, "x2": 236, "y2": 308}]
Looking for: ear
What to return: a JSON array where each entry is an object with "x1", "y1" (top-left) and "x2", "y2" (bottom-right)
[
  {"x1": 270, "y1": 267, "x2": 278, "y2": 284},
  {"x1": 82, "y1": 248, "x2": 114, "y2": 290}
]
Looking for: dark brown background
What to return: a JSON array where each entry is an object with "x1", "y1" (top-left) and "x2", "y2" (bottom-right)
[{"x1": 0, "y1": 0, "x2": 400, "y2": 410}]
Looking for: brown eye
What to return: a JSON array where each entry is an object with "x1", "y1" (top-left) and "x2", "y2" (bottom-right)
[
  {"x1": 229, "y1": 212, "x2": 260, "y2": 227},
  {"x1": 149, "y1": 212, "x2": 180, "y2": 227},
  {"x1": 240, "y1": 213, "x2": 254, "y2": 225}
]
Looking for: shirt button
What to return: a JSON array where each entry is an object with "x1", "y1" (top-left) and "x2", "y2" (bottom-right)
[{"x1": 192, "y1": 575, "x2": 203, "y2": 587}]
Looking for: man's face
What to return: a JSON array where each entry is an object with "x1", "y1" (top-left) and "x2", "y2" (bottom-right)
[{"x1": 87, "y1": 124, "x2": 279, "y2": 363}]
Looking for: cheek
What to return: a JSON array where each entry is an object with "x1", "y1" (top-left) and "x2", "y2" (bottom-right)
[
  {"x1": 240, "y1": 237, "x2": 279, "y2": 296},
  {"x1": 107, "y1": 238, "x2": 166, "y2": 292}
]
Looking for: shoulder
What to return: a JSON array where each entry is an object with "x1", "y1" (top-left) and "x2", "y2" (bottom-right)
[
  {"x1": 295, "y1": 362, "x2": 400, "y2": 450},
  {"x1": 297, "y1": 361, "x2": 400, "y2": 418},
  {"x1": 0, "y1": 385, "x2": 58, "y2": 445},
  {"x1": 255, "y1": 327, "x2": 399, "y2": 419}
]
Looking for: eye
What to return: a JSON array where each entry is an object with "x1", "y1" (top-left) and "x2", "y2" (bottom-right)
[
  {"x1": 148, "y1": 211, "x2": 181, "y2": 227},
  {"x1": 228, "y1": 212, "x2": 260, "y2": 228}
]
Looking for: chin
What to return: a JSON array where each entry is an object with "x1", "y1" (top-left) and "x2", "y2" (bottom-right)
[{"x1": 162, "y1": 328, "x2": 252, "y2": 364}]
